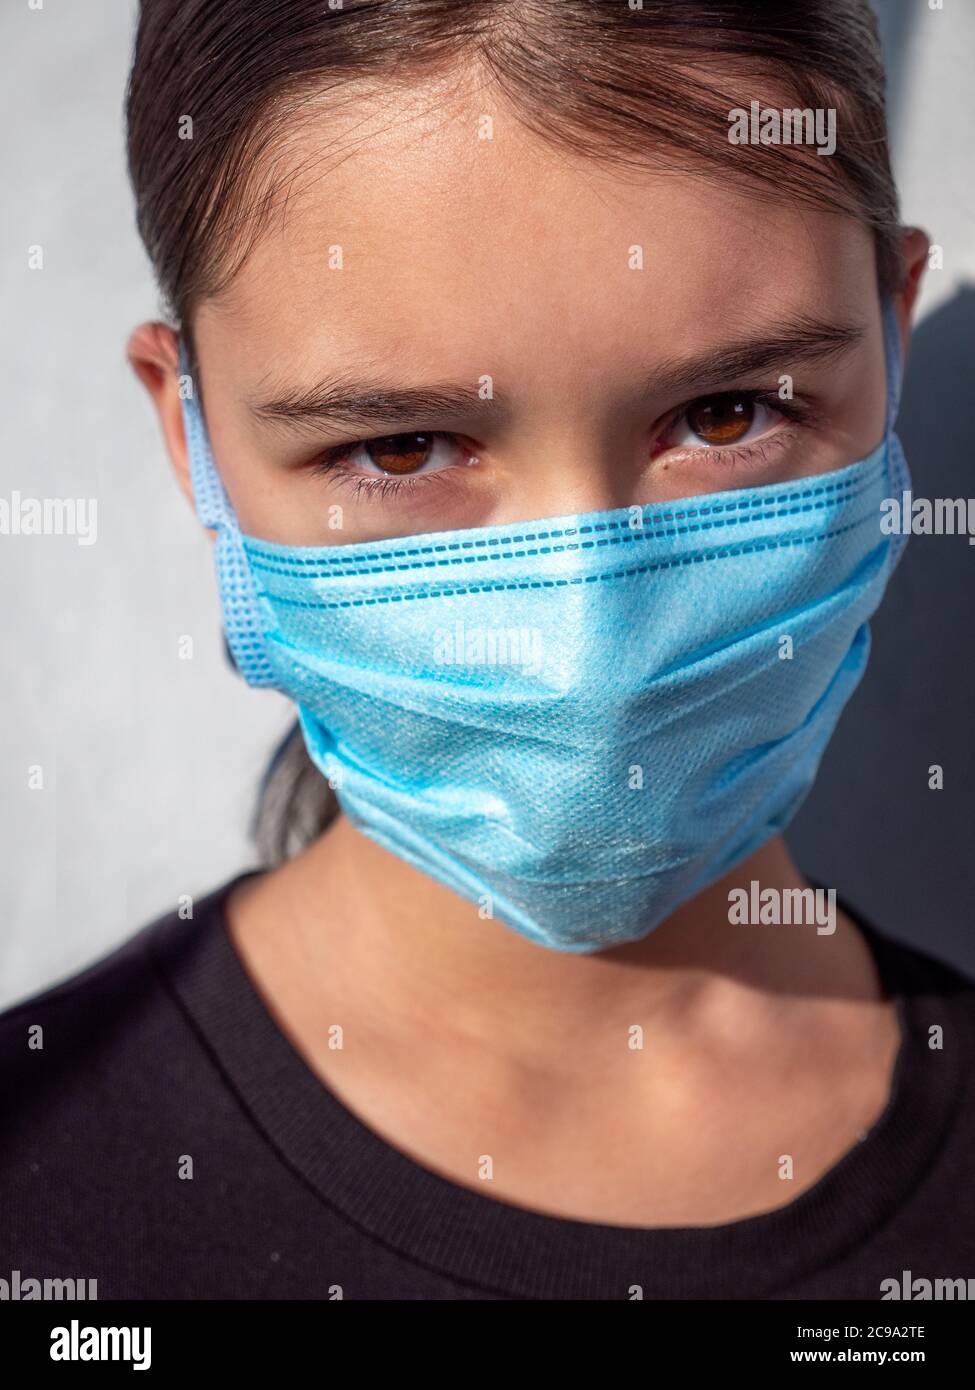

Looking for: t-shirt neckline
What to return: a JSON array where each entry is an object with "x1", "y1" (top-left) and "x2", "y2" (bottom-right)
[{"x1": 149, "y1": 870, "x2": 961, "y2": 1300}]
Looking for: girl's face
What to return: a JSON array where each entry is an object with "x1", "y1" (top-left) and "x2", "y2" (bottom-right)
[{"x1": 173, "y1": 79, "x2": 898, "y2": 546}]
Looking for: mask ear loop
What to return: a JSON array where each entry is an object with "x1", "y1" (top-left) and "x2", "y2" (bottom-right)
[
  {"x1": 176, "y1": 339, "x2": 279, "y2": 688},
  {"x1": 879, "y1": 293, "x2": 911, "y2": 564}
]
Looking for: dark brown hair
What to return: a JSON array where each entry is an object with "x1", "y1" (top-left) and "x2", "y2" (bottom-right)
[{"x1": 125, "y1": 0, "x2": 903, "y2": 865}]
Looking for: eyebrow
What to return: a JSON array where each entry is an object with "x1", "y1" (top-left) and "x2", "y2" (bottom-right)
[
  {"x1": 646, "y1": 314, "x2": 867, "y2": 401},
  {"x1": 248, "y1": 379, "x2": 509, "y2": 434},
  {"x1": 247, "y1": 315, "x2": 866, "y2": 434}
]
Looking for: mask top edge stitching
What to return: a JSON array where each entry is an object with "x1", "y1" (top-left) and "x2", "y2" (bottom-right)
[{"x1": 261, "y1": 513, "x2": 883, "y2": 612}]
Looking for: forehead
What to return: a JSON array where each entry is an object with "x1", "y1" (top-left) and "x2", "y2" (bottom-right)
[{"x1": 196, "y1": 76, "x2": 876, "y2": 377}]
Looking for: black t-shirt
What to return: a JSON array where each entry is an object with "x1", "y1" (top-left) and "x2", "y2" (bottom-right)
[{"x1": 2, "y1": 869, "x2": 974, "y2": 1301}]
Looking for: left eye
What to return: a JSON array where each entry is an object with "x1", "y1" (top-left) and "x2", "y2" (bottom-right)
[{"x1": 667, "y1": 395, "x2": 779, "y2": 449}]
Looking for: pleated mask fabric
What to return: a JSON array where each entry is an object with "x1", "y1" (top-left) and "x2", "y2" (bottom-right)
[{"x1": 178, "y1": 296, "x2": 909, "y2": 952}]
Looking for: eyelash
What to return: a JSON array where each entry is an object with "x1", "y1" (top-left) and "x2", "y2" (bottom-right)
[{"x1": 308, "y1": 391, "x2": 817, "y2": 500}]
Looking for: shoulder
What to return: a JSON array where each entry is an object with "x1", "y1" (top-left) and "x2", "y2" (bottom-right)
[
  {"x1": 0, "y1": 871, "x2": 285, "y2": 1296},
  {"x1": 854, "y1": 913, "x2": 975, "y2": 1003},
  {"x1": 1, "y1": 916, "x2": 161, "y2": 1030},
  {"x1": 0, "y1": 874, "x2": 246, "y2": 1116},
  {"x1": 851, "y1": 914, "x2": 975, "y2": 1098}
]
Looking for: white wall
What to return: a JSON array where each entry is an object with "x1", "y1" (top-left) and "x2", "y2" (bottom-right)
[{"x1": 0, "y1": 1, "x2": 291, "y2": 1006}]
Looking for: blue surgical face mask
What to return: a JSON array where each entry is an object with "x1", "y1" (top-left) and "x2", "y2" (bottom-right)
[{"x1": 178, "y1": 297, "x2": 909, "y2": 953}]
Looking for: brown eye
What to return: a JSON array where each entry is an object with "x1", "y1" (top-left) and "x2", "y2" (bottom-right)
[
  {"x1": 684, "y1": 394, "x2": 755, "y2": 446},
  {"x1": 364, "y1": 433, "x2": 435, "y2": 474}
]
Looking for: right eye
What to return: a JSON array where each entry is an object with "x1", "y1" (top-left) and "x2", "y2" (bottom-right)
[{"x1": 321, "y1": 431, "x2": 465, "y2": 477}]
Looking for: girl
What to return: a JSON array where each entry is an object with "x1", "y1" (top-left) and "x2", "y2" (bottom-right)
[{"x1": 2, "y1": 0, "x2": 972, "y2": 1302}]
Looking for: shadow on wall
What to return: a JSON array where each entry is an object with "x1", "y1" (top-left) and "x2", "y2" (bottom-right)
[{"x1": 787, "y1": 285, "x2": 975, "y2": 973}]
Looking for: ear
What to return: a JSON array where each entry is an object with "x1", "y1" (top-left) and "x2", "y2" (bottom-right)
[
  {"x1": 126, "y1": 321, "x2": 215, "y2": 542},
  {"x1": 893, "y1": 227, "x2": 931, "y2": 370}
]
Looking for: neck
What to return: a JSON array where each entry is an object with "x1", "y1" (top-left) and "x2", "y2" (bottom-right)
[{"x1": 232, "y1": 814, "x2": 883, "y2": 1068}]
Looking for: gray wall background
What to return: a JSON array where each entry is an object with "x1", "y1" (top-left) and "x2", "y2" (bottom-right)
[{"x1": 1, "y1": 1, "x2": 973, "y2": 1008}]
